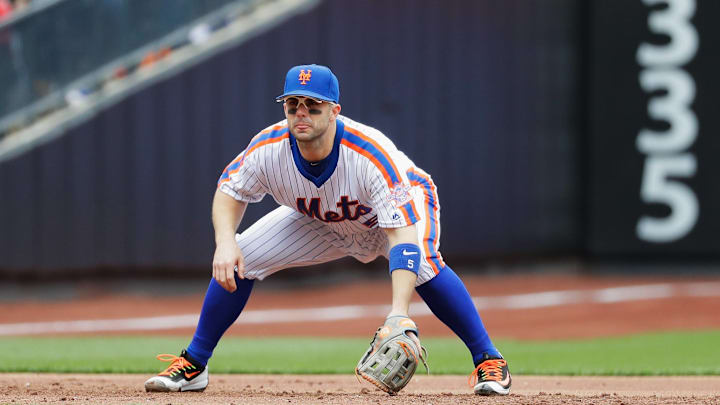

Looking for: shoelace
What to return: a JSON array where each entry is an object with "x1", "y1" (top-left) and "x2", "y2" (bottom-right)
[
  {"x1": 155, "y1": 354, "x2": 194, "y2": 377},
  {"x1": 468, "y1": 359, "x2": 507, "y2": 387}
]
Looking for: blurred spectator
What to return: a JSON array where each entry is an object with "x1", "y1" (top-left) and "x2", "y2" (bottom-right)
[
  {"x1": 0, "y1": 0, "x2": 32, "y2": 118},
  {"x1": 1, "y1": 0, "x2": 16, "y2": 116},
  {"x1": 12, "y1": 0, "x2": 31, "y2": 12},
  {"x1": 0, "y1": 0, "x2": 12, "y2": 21},
  {"x1": 138, "y1": 47, "x2": 172, "y2": 70}
]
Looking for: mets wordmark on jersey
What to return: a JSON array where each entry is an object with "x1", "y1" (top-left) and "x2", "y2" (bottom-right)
[{"x1": 217, "y1": 115, "x2": 445, "y2": 276}]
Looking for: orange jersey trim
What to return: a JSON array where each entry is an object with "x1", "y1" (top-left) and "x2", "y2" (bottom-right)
[
  {"x1": 407, "y1": 168, "x2": 445, "y2": 274},
  {"x1": 342, "y1": 126, "x2": 403, "y2": 188},
  {"x1": 218, "y1": 126, "x2": 289, "y2": 186}
]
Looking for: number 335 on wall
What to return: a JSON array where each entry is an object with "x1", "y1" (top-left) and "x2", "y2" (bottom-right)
[{"x1": 636, "y1": 0, "x2": 698, "y2": 243}]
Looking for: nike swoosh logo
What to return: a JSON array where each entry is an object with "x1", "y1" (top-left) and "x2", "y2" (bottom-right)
[
  {"x1": 184, "y1": 370, "x2": 202, "y2": 379},
  {"x1": 402, "y1": 250, "x2": 418, "y2": 256},
  {"x1": 497, "y1": 372, "x2": 511, "y2": 387}
]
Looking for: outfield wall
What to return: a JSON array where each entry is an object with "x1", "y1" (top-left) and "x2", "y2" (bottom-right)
[
  {"x1": 1, "y1": 0, "x2": 718, "y2": 274},
  {"x1": 586, "y1": 0, "x2": 720, "y2": 259}
]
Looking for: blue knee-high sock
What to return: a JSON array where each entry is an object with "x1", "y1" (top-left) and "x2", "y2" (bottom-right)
[
  {"x1": 186, "y1": 274, "x2": 254, "y2": 366},
  {"x1": 415, "y1": 266, "x2": 500, "y2": 365}
]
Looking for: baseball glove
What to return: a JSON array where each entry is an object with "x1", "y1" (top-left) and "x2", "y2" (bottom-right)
[{"x1": 355, "y1": 315, "x2": 429, "y2": 394}]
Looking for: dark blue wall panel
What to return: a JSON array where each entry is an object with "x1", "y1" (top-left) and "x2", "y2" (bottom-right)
[{"x1": 0, "y1": 0, "x2": 582, "y2": 273}]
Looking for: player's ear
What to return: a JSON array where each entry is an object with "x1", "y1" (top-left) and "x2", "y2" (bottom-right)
[{"x1": 331, "y1": 103, "x2": 341, "y2": 118}]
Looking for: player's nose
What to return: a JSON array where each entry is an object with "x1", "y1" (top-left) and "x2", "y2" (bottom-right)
[{"x1": 295, "y1": 103, "x2": 310, "y2": 116}]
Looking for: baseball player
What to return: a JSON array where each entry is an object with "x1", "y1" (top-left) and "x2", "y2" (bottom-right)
[{"x1": 144, "y1": 64, "x2": 511, "y2": 396}]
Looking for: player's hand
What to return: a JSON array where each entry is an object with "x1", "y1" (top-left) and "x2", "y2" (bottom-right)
[
  {"x1": 212, "y1": 238, "x2": 245, "y2": 292},
  {"x1": 355, "y1": 316, "x2": 429, "y2": 394}
]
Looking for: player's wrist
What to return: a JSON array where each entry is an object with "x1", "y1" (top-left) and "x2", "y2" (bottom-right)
[
  {"x1": 214, "y1": 233, "x2": 237, "y2": 246},
  {"x1": 387, "y1": 311, "x2": 410, "y2": 318}
]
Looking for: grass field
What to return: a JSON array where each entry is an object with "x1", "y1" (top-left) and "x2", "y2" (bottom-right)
[{"x1": 2, "y1": 329, "x2": 719, "y2": 376}]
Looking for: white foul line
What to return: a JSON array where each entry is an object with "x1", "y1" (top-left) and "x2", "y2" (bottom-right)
[{"x1": 0, "y1": 282, "x2": 718, "y2": 336}]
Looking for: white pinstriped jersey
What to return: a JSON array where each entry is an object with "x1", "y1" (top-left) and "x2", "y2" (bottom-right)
[
  {"x1": 219, "y1": 115, "x2": 420, "y2": 233},
  {"x1": 218, "y1": 115, "x2": 447, "y2": 281}
]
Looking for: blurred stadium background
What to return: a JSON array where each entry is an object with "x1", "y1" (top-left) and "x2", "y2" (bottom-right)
[{"x1": 0, "y1": 0, "x2": 719, "y2": 358}]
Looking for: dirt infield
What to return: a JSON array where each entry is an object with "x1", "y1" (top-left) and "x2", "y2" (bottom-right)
[
  {"x1": 2, "y1": 271, "x2": 720, "y2": 404},
  {"x1": 4, "y1": 373, "x2": 720, "y2": 404}
]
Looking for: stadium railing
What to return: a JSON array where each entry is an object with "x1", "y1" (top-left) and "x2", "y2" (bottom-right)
[{"x1": 0, "y1": 0, "x2": 319, "y2": 163}]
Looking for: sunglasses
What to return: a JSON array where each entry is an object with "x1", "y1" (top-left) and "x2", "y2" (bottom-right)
[{"x1": 282, "y1": 96, "x2": 325, "y2": 115}]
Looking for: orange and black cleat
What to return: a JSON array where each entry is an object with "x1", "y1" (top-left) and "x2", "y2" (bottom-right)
[
  {"x1": 469, "y1": 353, "x2": 511, "y2": 395},
  {"x1": 144, "y1": 349, "x2": 208, "y2": 392}
]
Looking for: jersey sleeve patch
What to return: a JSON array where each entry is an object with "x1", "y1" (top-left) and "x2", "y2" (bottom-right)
[{"x1": 387, "y1": 182, "x2": 413, "y2": 207}]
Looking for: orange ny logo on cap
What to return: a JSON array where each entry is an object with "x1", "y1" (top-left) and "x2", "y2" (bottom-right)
[{"x1": 298, "y1": 69, "x2": 312, "y2": 85}]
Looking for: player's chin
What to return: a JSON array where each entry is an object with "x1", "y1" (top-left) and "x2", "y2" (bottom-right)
[{"x1": 291, "y1": 129, "x2": 315, "y2": 140}]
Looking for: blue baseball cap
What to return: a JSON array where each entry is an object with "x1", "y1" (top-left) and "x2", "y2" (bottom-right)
[{"x1": 275, "y1": 64, "x2": 340, "y2": 103}]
